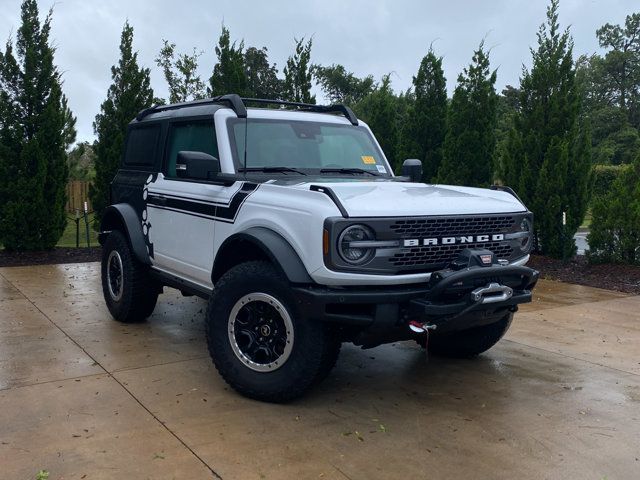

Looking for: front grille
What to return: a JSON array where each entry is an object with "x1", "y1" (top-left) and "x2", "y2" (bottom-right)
[
  {"x1": 390, "y1": 215, "x2": 515, "y2": 237},
  {"x1": 386, "y1": 215, "x2": 519, "y2": 271},
  {"x1": 390, "y1": 242, "x2": 514, "y2": 268}
]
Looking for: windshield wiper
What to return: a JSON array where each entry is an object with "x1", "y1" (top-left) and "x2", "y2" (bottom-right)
[
  {"x1": 320, "y1": 167, "x2": 380, "y2": 176},
  {"x1": 238, "y1": 166, "x2": 307, "y2": 175}
]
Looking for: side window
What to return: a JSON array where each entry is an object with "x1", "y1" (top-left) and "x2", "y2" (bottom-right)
[
  {"x1": 165, "y1": 120, "x2": 219, "y2": 178},
  {"x1": 124, "y1": 124, "x2": 160, "y2": 168}
]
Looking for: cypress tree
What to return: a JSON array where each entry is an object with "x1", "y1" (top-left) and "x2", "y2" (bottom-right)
[
  {"x1": 283, "y1": 37, "x2": 315, "y2": 104},
  {"x1": 437, "y1": 41, "x2": 497, "y2": 186},
  {"x1": 588, "y1": 155, "x2": 640, "y2": 264},
  {"x1": 399, "y1": 48, "x2": 447, "y2": 182},
  {"x1": 90, "y1": 21, "x2": 154, "y2": 227},
  {"x1": 244, "y1": 46, "x2": 283, "y2": 100},
  {"x1": 208, "y1": 26, "x2": 248, "y2": 97},
  {"x1": 0, "y1": 0, "x2": 76, "y2": 250},
  {"x1": 354, "y1": 75, "x2": 401, "y2": 169},
  {"x1": 501, "y1": 0, "x2": 591, "y2": 258}
]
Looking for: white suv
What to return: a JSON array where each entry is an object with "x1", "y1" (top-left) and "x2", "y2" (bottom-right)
[{"x1": 99, "y1": 94, "x2": 538, "y2": 402}]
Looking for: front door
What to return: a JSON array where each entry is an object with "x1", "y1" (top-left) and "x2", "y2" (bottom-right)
[{"x1": 144, "y1": 118, "x2": 229, "y2": 287}]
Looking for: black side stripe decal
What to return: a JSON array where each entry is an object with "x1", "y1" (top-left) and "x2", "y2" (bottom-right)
[
  {"x1": 146, "y1": 182, "x2": 259, "y2": 223},
  {"x1": 148, "y1": 195, "x2": 216, "y2": 217},
  {"x1": 216, "y1": 182, "x2": 258, "y2": 221},
  {"x1": 147, "y1": 190, "x2": 237, "y2": 207},
  {"x1": 146, "y1": 204, "x2": 218, "y2": 221}
]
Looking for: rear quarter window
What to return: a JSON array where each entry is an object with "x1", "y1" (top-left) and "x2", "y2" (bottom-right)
[{"x1": 124, "y1": 124, "x2": 161, "y2": 168}]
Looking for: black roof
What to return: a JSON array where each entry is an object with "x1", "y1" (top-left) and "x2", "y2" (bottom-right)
[{"x1": 134, "y1": 94, "x2": 358, "y2": 125}]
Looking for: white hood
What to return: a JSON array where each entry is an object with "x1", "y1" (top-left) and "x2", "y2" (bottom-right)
[{"x1": 295, "y1": 181, "x2": 527, "y2": 217}]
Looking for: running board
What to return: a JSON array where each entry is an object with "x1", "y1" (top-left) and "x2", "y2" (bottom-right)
[{"x1": 150, "y1": 268, "x2": 213, "y2": 299}]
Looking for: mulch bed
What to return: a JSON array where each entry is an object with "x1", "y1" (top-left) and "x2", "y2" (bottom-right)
[
  {"x1": 0, "y1": 247, "x2": 101, "y2": 267},
  {"x1": 1, "y1": 248, "x2": 638, "y2": 295},
  {"x1": 528, "y1": 254, "x2": 640, "y2": 295}
]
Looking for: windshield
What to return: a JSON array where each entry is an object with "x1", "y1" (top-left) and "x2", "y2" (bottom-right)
[{"x1": 228, "y1": 118, "x2": 391, "y2": 176}]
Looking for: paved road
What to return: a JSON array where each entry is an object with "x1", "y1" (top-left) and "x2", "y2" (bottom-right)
[
  {"x1": 574, "y1": 231, "x2": 589, "y2": 255},
  {"x1": 1, "y1": 263, "x2": 639, "y2": 479}
]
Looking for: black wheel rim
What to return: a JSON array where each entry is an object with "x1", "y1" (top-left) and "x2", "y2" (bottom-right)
[
  {"x1": 106, "y1": 250, "x2": 124, "y2": 301},
  {"x1": 228, "y1": 293, "x2": 294, "y2": 372}
]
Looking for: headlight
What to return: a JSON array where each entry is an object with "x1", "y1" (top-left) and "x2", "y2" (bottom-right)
[
  {"x1": 338, "y1": 225, "x2": 376, "y2": 265},
  {"x1": 520, "y1": 217, "x2": 533, "y2": 252}
]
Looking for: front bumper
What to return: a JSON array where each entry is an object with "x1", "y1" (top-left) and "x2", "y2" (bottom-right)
[
  {"x1": 309, "y1": 254, "x2": 530, "y2": 286},
  {"x1": 293, "y1": 262, "x2": 538, "y2": 347}
]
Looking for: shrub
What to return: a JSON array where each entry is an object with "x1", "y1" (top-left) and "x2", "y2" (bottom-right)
[
  {"x1": 592, "y1": 164, "x2": 631, "y2": 199},
  {"x1": 588, "y1": 158, "x2": 640, "y2": 264}
]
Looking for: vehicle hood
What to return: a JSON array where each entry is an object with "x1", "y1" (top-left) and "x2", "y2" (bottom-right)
[{"x1": 289, "y1": 180, "x2": 527, "y2": 217}]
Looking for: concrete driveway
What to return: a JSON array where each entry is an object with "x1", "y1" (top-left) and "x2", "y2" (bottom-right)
[{"x1": 1, "y1": 263, "x2": 639, "y2": 480}]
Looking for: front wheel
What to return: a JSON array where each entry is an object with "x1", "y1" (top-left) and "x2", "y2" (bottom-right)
[
  {"x1": 427, "y1": 312, "x2": 514, "y2": 358},
  {"x1": 101, "y1": 230, "x2": 159, "y2": 323},
  {"x1": 206, "y1": 261, "x2": 340, "y2": 403}
]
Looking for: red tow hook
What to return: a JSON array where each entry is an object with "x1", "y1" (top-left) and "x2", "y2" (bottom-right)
[
  {"x1": 409, "y1": 321, "x2": 437, "y2": 350},
  {"x1": 409, "y1": 321, "x2": 437, "y2": 334}
]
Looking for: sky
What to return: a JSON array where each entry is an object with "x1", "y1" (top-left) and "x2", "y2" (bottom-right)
[{"x1": 0, "y1": 0, "x2": 636, "y2": 143}]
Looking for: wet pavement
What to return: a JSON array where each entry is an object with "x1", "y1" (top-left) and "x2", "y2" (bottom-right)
[
  {"x1": 574, "y1": 231, "x2": 589, "y2": 255},
  {"x1": 1, "y1": 263, "x2": 639, "y2": 480}
]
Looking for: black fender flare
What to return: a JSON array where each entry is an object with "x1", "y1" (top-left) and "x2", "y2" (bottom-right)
[
  {"x1": 212, "y1": 227, "x2": 313, "y2": 284},
  {"x1": 99, "y1": 204, "x2": 151, "y2": 265}
]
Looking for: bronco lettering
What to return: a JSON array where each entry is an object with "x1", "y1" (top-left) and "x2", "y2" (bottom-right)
[{"x1": 403, "y1": 234, "x2": 505, "y2": 247}]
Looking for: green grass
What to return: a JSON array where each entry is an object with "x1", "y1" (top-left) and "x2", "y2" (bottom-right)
[
  {"x1": 57, "y1": 212, "x2": 98, "y2": 247},
  {"x1": 580, "y1": 210, "x2": 592, "y2": 230}
]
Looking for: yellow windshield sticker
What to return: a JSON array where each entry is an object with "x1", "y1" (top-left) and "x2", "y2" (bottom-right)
[{"x1": 361, "y1": 155, "x2": 376, "y2": 164}]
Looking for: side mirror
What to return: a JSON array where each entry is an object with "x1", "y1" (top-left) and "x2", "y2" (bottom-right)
[
  {"x1": 402, "y1": 159, "x2": 423, "y2": 183},
  {"x1": 176, "y1": 151, "x2": 221, "y2": 180}
]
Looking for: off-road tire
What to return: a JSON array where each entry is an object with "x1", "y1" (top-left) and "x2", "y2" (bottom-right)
[
  {"x1": 314, "y1": 337, "x2": 341, "y2": 385},
  {"x1": 101, "y1": 230, "x2": 159, "y2": 323},
  {"x1": 428, "y1": 312, "x2": 513, "y2": 358},
  {"x1": 206, "y1": 261, "x2": 340, "y2": 403}
]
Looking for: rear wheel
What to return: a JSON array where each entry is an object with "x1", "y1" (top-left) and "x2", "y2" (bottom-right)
[
  {"x1": 101, "y1": 230, "x2": 159, "y2": 323},
  {"x1": 206, "y1": 261, "x2": 340, "y2": 402},
  {"x1": 427, "y1": 312, "x2": 513, "y2": 358}
]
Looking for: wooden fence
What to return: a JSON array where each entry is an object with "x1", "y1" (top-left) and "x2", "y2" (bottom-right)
[{"x1": 66, "y1": 180, "x2": 92, "y2": 213}]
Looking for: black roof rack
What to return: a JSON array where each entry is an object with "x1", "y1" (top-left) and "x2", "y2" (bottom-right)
[
  {"x1": 241, "y1": 98, "x2": 358, "y2": 125},
  {"x1": 136, "y1": 94, "x2": 247, "y2": 121},
  {"x1": 135, "y1": 94, "x2": 358, "y2": 125}
]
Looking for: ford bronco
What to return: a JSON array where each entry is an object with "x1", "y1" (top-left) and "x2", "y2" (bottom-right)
[{"x1": 99, "y1": 94, "x2": 538, "y2": 402}]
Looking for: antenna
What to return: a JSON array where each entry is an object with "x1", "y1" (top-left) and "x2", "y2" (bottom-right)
[{"x1": 243, "y1": 116, "x2": 248, "y2": 173}]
